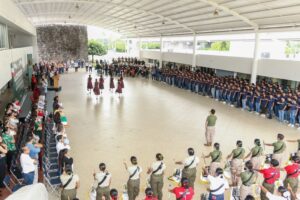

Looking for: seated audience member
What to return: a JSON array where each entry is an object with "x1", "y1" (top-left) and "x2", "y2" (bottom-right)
[
  {"x1": 20, "y1": 146, "x2": 36, "y2": 185},
  {"x1": 60, "y1": 165, "x2": 80, "y2": 200}
]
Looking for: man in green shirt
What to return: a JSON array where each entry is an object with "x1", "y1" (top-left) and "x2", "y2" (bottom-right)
[
  {"x1": 264, "y1": 133, "x2": 286, "y2": 167},
  {"x1": 2, "y1": 131, "x2": 16, "y2": 170},
  {"x1": 204, "y1": 109, "x2": 217, "y2": 147}
]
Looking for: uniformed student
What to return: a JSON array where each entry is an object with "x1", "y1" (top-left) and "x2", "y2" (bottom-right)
[
  {"x1": 244, "y1": 139, "x2": 264, "y2": 170},
  {"x1": 258, "y1": 159, "x2": 280, "y2": 200},
  {"x1": 60, "y1": 165, "x2": 80, "y2": 200},
  {"x1": 93, "y1": 163, "x2": 112, "y2": 200},
  {"x1": 202, "y1": 143, "x2": 222, "y2": 176},
  {"x1": 124, "y1": 156, "x2": 142, "y2": 200},
  {"x1": 227, "y1": 140, "x2": 245, "y2": 186},
  {"x1": 144, "y1": 188, "x2": 158, "y2": 200},
  {"x1": 147, "y1": 153, "x2": 166, "y2": 200},
  {"x1": 260, "y1": 185, "x2": 291, "y2": 200},
  {"x1": 110, "y1": 189, "x2": 118, "y2": 200},
  {"x1": 264, "y1": 133, "x2": 287, "y2": 167},
  {"x1": 239, "y1": 161, "x2": 257, "y2": 200},
  {"x1": 204, "y1": 109, "x2": 217, "y2": 147},
  {"x1": 245, "y1": 195, "x2": 255, "y2": 200},
  {"x1": 283, "y1": 155, "x2": 300, "y2": 194},
  {"x1": 169, "y1": 177, "x2": 194, "y2": 200},
  {"x1": 205, "y1": 167, "x2": 229, "y2": 200},
  {"x1": 175, "y1": 148, "x2": 200, "y2": 188}
]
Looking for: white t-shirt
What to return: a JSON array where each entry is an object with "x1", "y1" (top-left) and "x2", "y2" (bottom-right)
[
  {"x1": 184, "y1": 156, "x2": 199, "y2": 169},
  {"x1": 128, "y1": 166, "x2": 142, "y2": 180},
  {"x1": 60, "y1": 174, "x2": 79, "y2": 190},
  {"x1": 56, "y1": 141, "x2": 70, "y2": 154},
  {"x1": 20, "y1": 153, "x2": 35, "y2": 173},
  {"x1": 207, "y1": 175, "x2": 229, "y2": 195},
  {"x1": 151, "y1": 161, "x2": 166, "y2": 175},
  {"x1": 266, "y1": 192, "x2": 291, "y2": 200},
  {"x1": 94, "y1": 172, "x2": 111, "y2": 188}
]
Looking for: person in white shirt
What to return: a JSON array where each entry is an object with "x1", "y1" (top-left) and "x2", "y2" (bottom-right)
[
  {"x1": 20, "y1": 146, "x2": 36, "y2": 185},
  {"x1": 56, "y1": 135, "x2": 70, "y2": 154},
  {"x1": 60, "y1": 165, "x2": 80, "y2": 200},
  {"x1": 261, "y1": 185, "x2": 291, "y2": 200},
  {"x1": 147, "y1": 153, "x2": 166, "y2": 200},
  {"x1": 205, "y1": 168, "x2": 229, "y2": 200},
  {"x1": 124, "y1": 156, "x2": 142, "y2": 200},
  {"x1": 93, "y1": 163, "x2": 111, "y2": 200},
  {"x1": 175, "y1": 148, "x2": 199, "y2": 188}
]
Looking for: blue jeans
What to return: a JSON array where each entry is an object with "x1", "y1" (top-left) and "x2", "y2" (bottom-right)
[
  {"x1": 209, "y1": 193, "x2": 224, "y2": 200},
  {"x1": 23, "y1": 171, "x2": 34, "y2": 185},
  {"x1": 242, "y1": 99, "x2": 247, "y2": 109},
  {"x1": 211, "y1": 88, "x2": 215, "y2": 98},
  {"x1": 255, "y1": 102, "x2": 260, "y2": 113},
  {"x1": 279, "y1": 110, "x2": 285, "y2": 122},
  {"x1": 290, "y1": 110, "x2": 297, "y2": 125}
]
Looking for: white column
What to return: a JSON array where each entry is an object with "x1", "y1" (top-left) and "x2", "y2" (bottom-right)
[
  {"x1": 138, "y1": 38, "x2": 142, "y2": 59},
  {"x1": 159, "y1": 35, "x2": 163, "y2": 68},
  {"x1": 192, "y1": 33, "x2": 197, "y2": 68},
  {"x1": 251, "y1": 30, "x2": 260, "y2": 84}
]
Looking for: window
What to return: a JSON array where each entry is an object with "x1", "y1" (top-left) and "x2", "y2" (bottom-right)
[{"x1": 0, "y1": 23, "x2": 8, "y2": 49}]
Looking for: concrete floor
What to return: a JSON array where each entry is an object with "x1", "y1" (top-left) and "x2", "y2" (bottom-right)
[{"x1": 59, "y1": 69, "x2": 300, "y2": 200}]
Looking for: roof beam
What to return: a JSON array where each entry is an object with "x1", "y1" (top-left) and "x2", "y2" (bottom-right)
[
  {"x1": 196, "y1": 0, "x2": 258, "y2": 28},
  {"x1": 16, "y1": 0, "x2": 195, "y2": 33}
]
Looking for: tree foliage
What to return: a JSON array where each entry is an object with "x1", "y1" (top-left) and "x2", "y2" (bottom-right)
[
  {"x1": 141, "y1": 42, "x2": 161, "y2": 49},
  {"x1": 88, "y1": 39, "x2": 107, "y2": 61},
  {"x1": 285, "y1": 41, "x2": 300, "y2": 58},
  {"x1": 115, "y1": 39, "x2": 126, "y2": 52},
  {"x1": 199, "y1": 41, "x2": 230, "y2": 51}
]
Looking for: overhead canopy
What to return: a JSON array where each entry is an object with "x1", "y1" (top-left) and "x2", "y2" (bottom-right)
[{"x1": 13, "y1": 0, "x2": 300, "y2": 37}]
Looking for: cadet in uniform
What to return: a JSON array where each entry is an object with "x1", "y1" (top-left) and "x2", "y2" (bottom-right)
[
  {"x1": 93, "y1": 163, "x2": 111, "y2": 200},
  {"x1": 202, "y1": 143, "x2": 222, "y2": 176},
  {"x1": 204, "y1": 109, "x2": 217, "y2": 146},
  {"x1": 227, "y1": 140, "x2": 245, "y2": 186},
  {"x1": 244, "y1": 139, "x2": 264, "y2": 170},
  {"x1": 239, "y1": 161, "x2": 257, "y2": 200},
  {"x1": 175, "y1": 148, "x2": 199, "y2": 188},
  {"x1": 124, "y1": 156, "x2": 142, "y2": 200},
  {"x1": 283, "y1": 155, "x2": 300, "y2": 194},
  {"x1": 147, "y1": 153, "x2": 166, "y2": 200},
  {"x1": 264, "y1": 133, "x2": 287, "y2": 167},
  {"x1": 258, "y1": 159, "x2": 280, "y2": 200}
]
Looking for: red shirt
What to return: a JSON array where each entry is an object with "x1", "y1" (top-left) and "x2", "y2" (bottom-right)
[
  {"x1": 144, "y1": 197, "x2": 158, "y2": 200},
  {"x1": 284, "y1": 163, "x2": 300, "y2": 178},
  {"x1": 259, "y1": 167, "x2": 280, "y2": 184},
  {"x1": 172, "y1": 187, "x2": 194, "y2": 200}
]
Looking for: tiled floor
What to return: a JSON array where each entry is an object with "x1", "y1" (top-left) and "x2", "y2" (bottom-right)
[{"x1": 59, "y1": 69, "x2": 300, "y2": 199}]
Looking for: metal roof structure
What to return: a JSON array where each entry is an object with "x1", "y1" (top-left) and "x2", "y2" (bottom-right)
[{"x1": 13, "y1": 0, "x2": 300, "y2": 37}]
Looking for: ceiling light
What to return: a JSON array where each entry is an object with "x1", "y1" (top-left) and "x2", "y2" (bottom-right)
[{"x1": 213, "y1": 9, "x2": 219, "y2": 16}]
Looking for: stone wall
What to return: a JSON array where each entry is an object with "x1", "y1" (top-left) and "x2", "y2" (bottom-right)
[{"x1": 36, "y1": 25, "x2": 88, "y2": 61}]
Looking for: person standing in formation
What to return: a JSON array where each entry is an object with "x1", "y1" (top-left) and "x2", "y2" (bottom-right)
[
  {"x1": 204, "y1": 109, "x2": 217, "y2": 147},
  {"x1": 239, "y1": 161, "x2": 257, "y2": 200},
  {"x1": 87, "y1": 75, "x2": 93, "y2": 94},
  {"x1": 147, "y1": 153, "x2": 166, "y2": 200},
  {"x1": 175, "y1": 148, "x2": 199, "y2": 188},
  {"x1": 169, "y1": 177, "x2": 194, "y2": 200},
  {"x1": 116, "y1": 79, "x2": 123, "y2": 97},
  {"x1": 109, "y1": 76, "x2": 115, "y2": 92},
  {"x1": 258, "y1": 159, "x2": 280, "y2": 200},
  {"x1": 93, "y1": 163, "x2": 112, "y2": 200},
  {"x1": 99, "y1": 75, "x2": 105, "y2": 95},
  {"x1": 264, "y1": 133, "x2": 287, "y2": 167},
  {"x1": 283, "y1": 155, "x2": 300, "y2": 195},
  {"x1": 93, "y1": 79, "x2": 100, "y2": 99},
  {"x1": 202, "y1": 143, "x2": 222, "y2": 176},
  {"x1": 244, "y1": 139, "x2": 264, "y2": 170},
  {"x1": 124, "y1": 156, "x2": 142, "y2": 200},
  {"x1": 60, "y1": 165, "x2": 80, "y2": 200},
  {"x1": 227, "y1": 140, "x2": 245, "y2": 186},
  {"x1": 205, "y1": 167, "x2": 229, "y2": 200},
  {"x1": 120, "y1": 75, "x2": 124, "y2": 89}
]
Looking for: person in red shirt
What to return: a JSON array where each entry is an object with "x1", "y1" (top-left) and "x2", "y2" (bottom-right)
[
  {"x1": 31, "y1": 74, "x2": 37, "y2": 91},
  {"x1": 258, "y1": 159, "x2": 280, "y2": 200},
  {"x1": 284, "y1": 155, "x2": 300, "y2": 193},
  {"x1": 144, "y1": 188, "x2": 158, "y2": 200},
  {"x1": 110, "y1": 188, "x2": 118, "y2": 200},
  {"x1": 170, "y1": 177, "x2": 194, "y2": 200}
]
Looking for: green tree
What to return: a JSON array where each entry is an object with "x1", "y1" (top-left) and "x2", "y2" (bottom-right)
[
  {"x1": 141, "y1": 42, "x2": 160, "y2": 49},
  {"x1": 115, "y1": 39, "x2": 126, "y2": 52},
  {"x1": 199, "y1": 41, "x2": 230, "y2": 51},
  {"x1": 88, "y1": 39, "x2": 107, "y2": 63}
]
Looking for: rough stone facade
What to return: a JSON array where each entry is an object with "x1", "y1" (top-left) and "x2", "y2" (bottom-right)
[{"x1": 36, "y1": 25, "x2": 88, "y2": 61}]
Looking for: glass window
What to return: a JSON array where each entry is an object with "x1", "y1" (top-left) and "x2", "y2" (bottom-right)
[{"x1": 0, "y1": 23, "x2": 8, "y2": 49}]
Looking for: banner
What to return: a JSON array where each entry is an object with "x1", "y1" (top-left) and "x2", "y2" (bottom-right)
[{"x1": 11, "y1": 58, "x2": 26, "y2": 100}]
